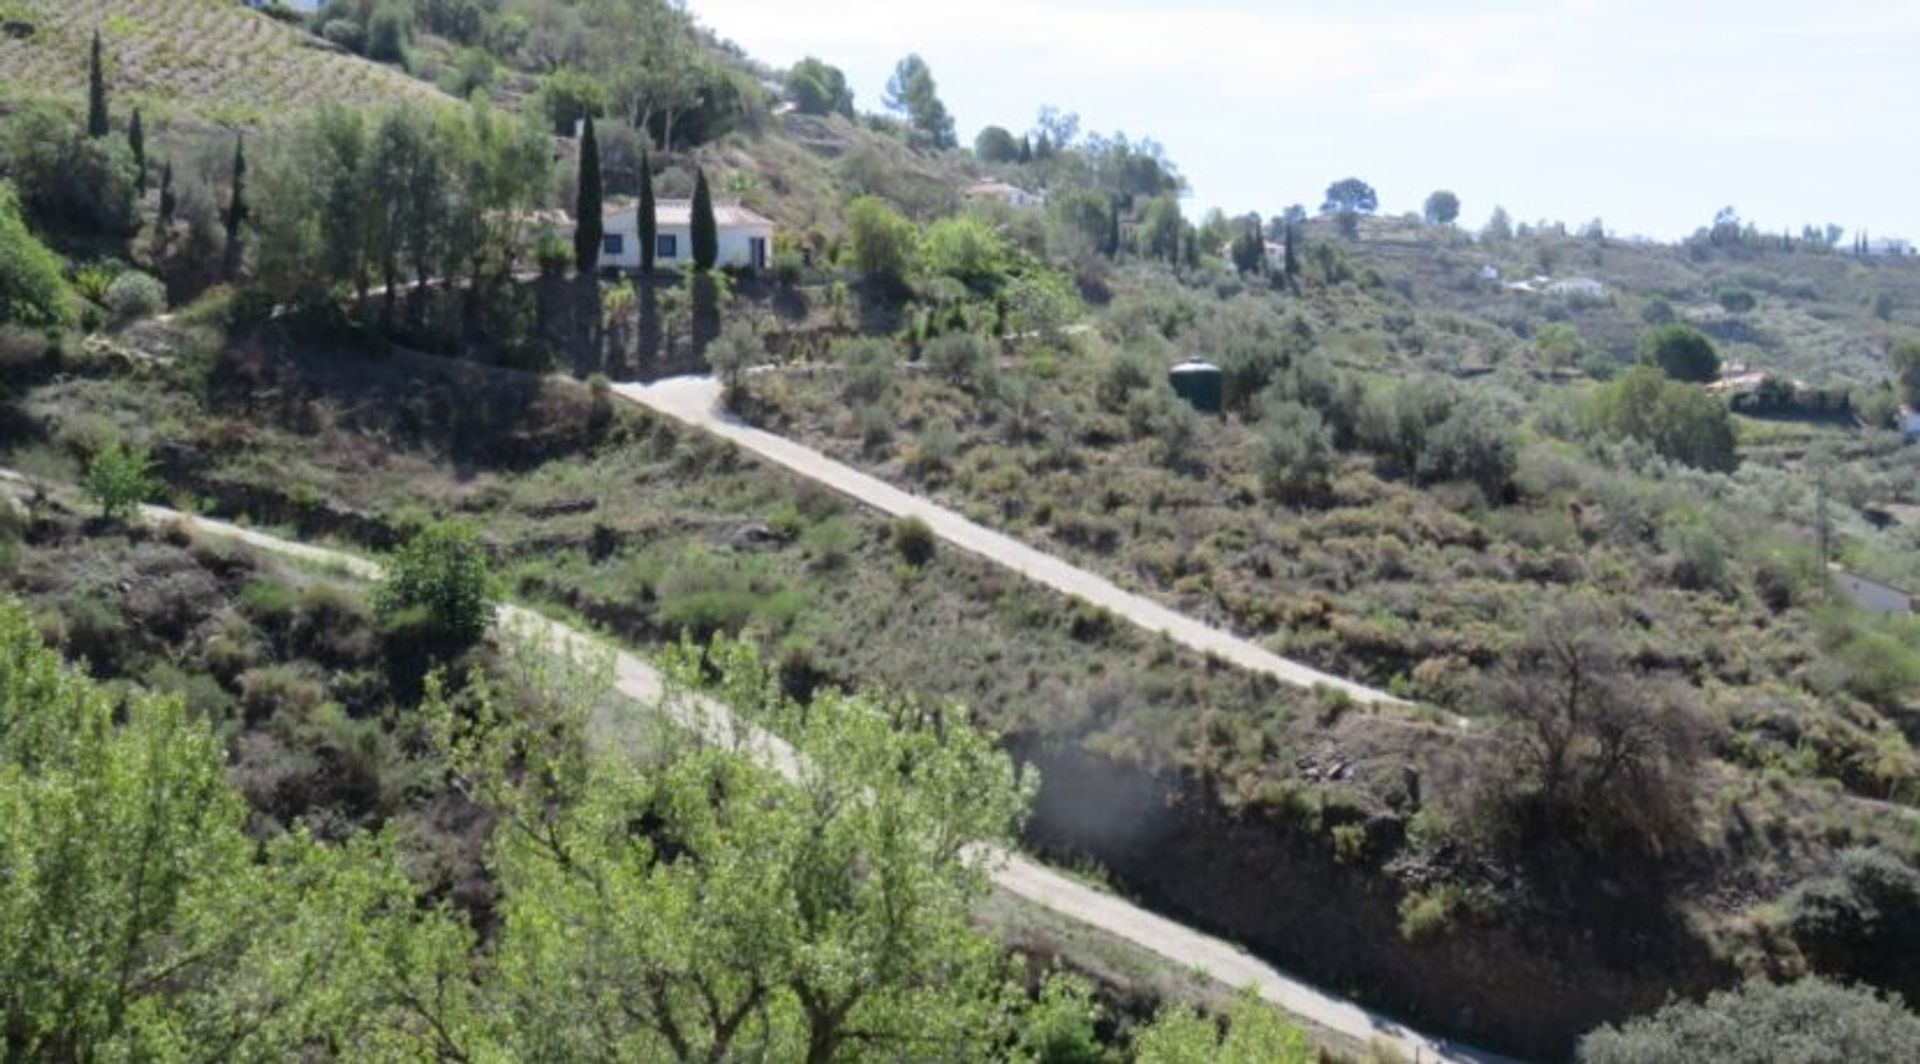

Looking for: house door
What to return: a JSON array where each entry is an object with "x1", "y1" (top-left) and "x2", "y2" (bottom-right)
[{"x1": 749, "y1": 237, "x2": 768, "y2": 270}]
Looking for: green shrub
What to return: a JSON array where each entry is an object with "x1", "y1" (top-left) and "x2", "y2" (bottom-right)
[
  {"x1": 923, "y1": 332, "x2": 997, "y2": 395},
  {"x1": 1397, "y1": 882, "x2": 1497, "y2": 944},
  {"x1": 1579, "y1": 977, "x2": 1920, "y2": 1064},
  {"x1": 0, "y1": 181, "x2": 72, "y2": 327},
  {"x1": 1257, "y1": 398, "x2": 1333, "y2": 501},
  {"x1": 104, "y1": 270, "x2": 166, "y2": 323},
  {"x1": 919, "y1": 216, "x2": 1010, "y2": 291},
  {"x1": 891, "y1": 514, "x2": 936, "y2": 567},
  {"x1": 843, "y1": 195, "x2": 916, "y2": 285},
  {"x1": 80, "y1": 441, "x2": 157, "y2": 521},
  {"x1": 1586, "y1": 367, "x2": 1738, "y2": 472},
  {"x1": 374, "y1": 520, "x2": 497, "y2": 649}
]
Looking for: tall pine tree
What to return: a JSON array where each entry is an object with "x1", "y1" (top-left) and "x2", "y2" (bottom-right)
[
  {"x1": 222, "y1": 136, "x2": 248, "y2": 279},
  {"x1": 637, "y1": 150, "x2": 656, "y2": 278},
  {"x1": 87, "y1": 30, "x2": 109, "y2": 138},
  {"x1": 572, "y1": 116, "x2": 603, "y2": 275},
  {"x1": 690, "y1": 168, "x2": 717, "y2": 272},
  {"x1": 127, "y1": 108, "x2": 146, "y2": 197}
]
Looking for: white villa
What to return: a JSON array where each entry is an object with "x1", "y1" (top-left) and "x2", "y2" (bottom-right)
[
  {"x1": 963, "y1": 179, "x2": 1045, "y2": 209},
  {"x1": 594, "y1": 198, "x2": 775, "y2": 272}
]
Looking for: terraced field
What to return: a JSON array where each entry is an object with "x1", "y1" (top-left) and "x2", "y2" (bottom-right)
[{"x1": 0, "y1": 0, "x2": 444, "y2": 124}]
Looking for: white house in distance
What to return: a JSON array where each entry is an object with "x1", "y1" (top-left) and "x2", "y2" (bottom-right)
[
  {"x1": 963, "y1": 179, "x2": 1045, "y2": 209},
  {"x1": 594, "y1": 198, "x2": 775, "y2": 272}
]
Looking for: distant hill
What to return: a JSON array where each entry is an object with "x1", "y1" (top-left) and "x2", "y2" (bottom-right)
[{"x1": 0, "y1": 0, "x2": 445, "y2": 125}]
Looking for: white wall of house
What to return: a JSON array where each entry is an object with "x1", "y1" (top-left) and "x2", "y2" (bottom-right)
[{"x1": 596, "y1": 214, "x2": 773, "y2": 271}]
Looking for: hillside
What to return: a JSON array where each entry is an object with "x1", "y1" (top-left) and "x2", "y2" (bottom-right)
[
  {"x1": 0, "y1": 0, "x2": 445, "y2": 124},
  {"x1": 7, "y1": 1, "x2": 1920, "y2": 1060}
]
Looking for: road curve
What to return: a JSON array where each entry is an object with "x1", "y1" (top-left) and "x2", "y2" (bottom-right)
[
  {"x1": 0, "y1": 476, "x2": 1511, "y2": 1064},
  {"x1": 614, "y1": 375, "x2": 1401, "y2": 707}
]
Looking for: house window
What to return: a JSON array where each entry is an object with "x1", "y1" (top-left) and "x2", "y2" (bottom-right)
[
  {"x1": 656, "y1": 234, "x2": 679, "y2": 259},
  {"x1": 602, "y1": 234, "x2": 624, "y2": 256}
]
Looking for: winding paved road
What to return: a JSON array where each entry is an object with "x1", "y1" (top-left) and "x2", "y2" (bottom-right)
[
  {"x1": 0, "y1": 471, "x2": 1507, "y2": 1064},
  {"x1": 615, "y1": 376, "x2": 1402, "y2": 707}
]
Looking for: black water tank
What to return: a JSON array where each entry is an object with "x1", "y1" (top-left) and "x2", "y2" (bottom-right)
[{"x1": 1168, "y1": 359, "x2": 1223, "y2": 414}]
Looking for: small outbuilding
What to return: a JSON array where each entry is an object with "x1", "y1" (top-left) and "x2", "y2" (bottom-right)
[{"x1": 1169, "y1": 359, "x2": 1223, "y2": 414}]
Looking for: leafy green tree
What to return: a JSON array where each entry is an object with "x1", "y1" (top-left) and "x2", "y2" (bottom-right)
[
  {"x1": 1889, "y1": 338, "x2": 1920, "y2": 408},
  {"x1": 786, "y1": 57, "x2": 854, "y2": 117},
  {"x1": 707, "y1": 316, "x2": 764, "y2": 403},
  {"x1": 843, "y1": 195, "x2": 916, "y2": 285},
  {"x1": 691, "y1": 166, "x2": 717, "y2": 271},
  {"x1": 366, "y1": 0, "x2": 412, "y2": 66},
  {"x1": 0, "y1": 597, "x2": 472, "y2": 1059},
  {"x1": 1, "y1": 103, "x2": 138, "y2": 235},
  {"x1": 87, "y1": 29, "x2": 109, "y2": 137},
  {"x1": 0, "y1": 181, "x2": 73, "y2": 327},
  {"x1": 1320, "y1": 177, "x2": 1377, "y2": 216},
  {"x1": 534, "y1": 66, "x2": 608, "y2": 136},
  {"x1": 1787, "y1": 848, "x2": 1920, "y2": 993},
  {"x1": 1588, "y1": 366, "x2": 1738, "y2": 471},
  {"x1": 1141, "y1": 194, "x2": 1183, "y2": 263},
  {"x1": 441, "y1": 636, "x2": 1036, "y2": 1062},
  {"x1": 920, "y1": 216, "x2": 1009, "y2": 290},
  {"x1": 1535, "y1": 322, "x2": 1586, "y2": 370},
  {"x1": 1638, "y1": 323, "x2": 1721, "y2": 382},
  {"x1": 221, "y1": 135, "x2": 248, "y2": 279},
  {"x1": 1580, "y1": 978, "x2": 1920, "y2": 1064},
  {"x1": 375, "y1": 520, "x2": 497, "y2": 649},
  {"x1": 80, "y1": 440, "x2": 156, "y2": 521},
  {"x1": 1482, "y1": 205, "x2": 1513, "y2": 242},
  {"x1": 126, "y1": 107, "x2": 145, "y2": 196},
  {"x1": 883, "y1": 54, "x2": 957, "y2": 149},
  {"x1": 1131, "y1": 988, "x2": 1312, "y2": 1063},
  {"x1": 573, "y1": 114, "x2": 603, "y2": 274},
  {"x1": 1423, "y1": 189, "x2": 1460, "y2": 225},
  {"x1": 974, "y1": 125, "x2": 1021, "y2": 163},
  {"x1": 637, "y1": 149, "x2": 657, "y2": 277},
  {"x1": 1257, "y1": 398, "x2": 1334, "y2": 502},
  {"x1": 1358, "y1": 378, "x2": 1457, "y2": 478},
  {"x1": 1422, "y1": 395, "x2": 1519, "y2": 497}
]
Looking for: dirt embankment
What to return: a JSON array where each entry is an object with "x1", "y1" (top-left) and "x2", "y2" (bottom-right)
[{"x1": 1017, "y1": 743, "x2": 1729, "y2": 1061}]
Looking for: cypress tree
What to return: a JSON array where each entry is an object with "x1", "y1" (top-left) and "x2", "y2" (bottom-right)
[
  {"x1": 1283, "y1": 220, "x2": 1301, "y2": 290},
  {"x1": 637, "y1": 150, "x2": 656, "y2": 278},
  {"x1": 690, "y1": 168, "x2": 717, "y2": 272},
  {"x1": 222, "y1": 136, "x2": 248, "y2": 278},
  {"x1": 158, "y1": 158, "x2": 175, "y2": 226},
  {"x1": 87, "y1": 30, "x2": 109, "y2": 138},
  {"x1": 1105, "y1": 201, "x2": 1121, "y2": 258},
  {"x1": 572, "y1": 115, "x2": 603, "y2": 275},
  {"x1": 1018, "y1": 135, "x2": 1032, "y2": 164},
  {"x1": 128, "y1": 108, "x2": 146, "y2": 197}
]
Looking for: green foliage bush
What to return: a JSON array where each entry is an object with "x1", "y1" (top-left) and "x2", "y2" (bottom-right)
[
  {"x1": 0, "y1": 104, "x2": 138, "y2": 236},
  {"x1": 374, "y1": 520, "x2": 496, "y2": 649},
  {"x1": 1586, "y1": 367, "x2": 1738, "y2": 472},
  {"x1": 1257, "y1": 398, "x2": 1333, "y2": 502},
  {"x1": 891, "y1": 514, "x2": 937, "y2": 567},
  {"x1": 104, "y1": 270, "x2": 166, "y2": 323},
  {"x1": 843, "y1": 195, "x2": 916, "y2": 285},
  {"x1": 923, "y1": 332, "x2": 997, "y2": 395},
  {"x1": 1579, "y1": 977, "x2": 1920, "y2": 1064},
  {"x1": 1786, "y1": 848, "x2": 1920, "y2": 993},
  {"x1": 919, "y1": 217, "x2": 1010, "y2": 291},
  {"x1": 80, "y1": 441, "x2": 156, "y2": 521},
  {"x1": 0, "y1": 181, "x2": 71, "y2": 327}
]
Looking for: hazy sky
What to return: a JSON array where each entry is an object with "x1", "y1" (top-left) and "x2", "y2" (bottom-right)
[{"x1": 687, "y1": 0, "x2": 1919, "y2": 240}]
